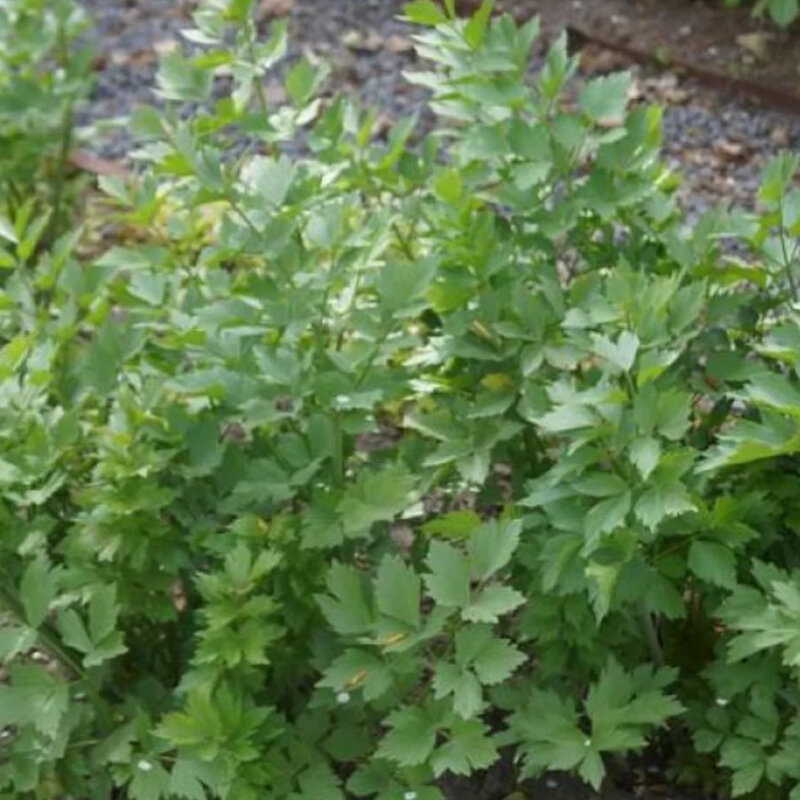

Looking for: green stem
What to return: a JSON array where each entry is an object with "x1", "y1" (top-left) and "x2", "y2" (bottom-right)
[
  {"x1": 354, "y1": 324, "x2": 391, "y2": 388},
  {"x1": 44, "y1": 13, "x2": 77, "y2": 248},
  {"x1": 392, "y1": 221, "x2": 415, "y2": 260},
  {"x1": 0, "y1": 580, "x2": 85, "y2": 680},
  {"x1": 777, "y1": 196, "x2": 798, "y2": 303},
  {"x1": 245, "y1": 19, "x2": 269, "y2": 119},
  {"x1": 228, "y1": 195, "x2": 262, "y2": 241},
  {"x1": 4, "y1": 179, "x2": 22, "y2": 217},
  {"x1": 45, "y1": 98, "x2": 74, "y2": 246},
  {"x1": 331, "y1": 414, "x2": 344, "y2": 488},
  {"x1": 638, "y1": 601, "x2": 663, "y2": 667}
]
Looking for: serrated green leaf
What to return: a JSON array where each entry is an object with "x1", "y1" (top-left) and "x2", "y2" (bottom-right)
[
  {"x1": 129, "y1": 759, "x2": 171, "y2": 800},
  {"x1": 433, "y1": 168, "x2": 463, "y2": 205},
  {"x1": 57, "y1": 608, "x2": 93, "y2": 654},
  {"x1": 20, "y1": 557, "x2": 59, "y2": 628},
  {"x1": 0, "y1": 215, "x2": 18, "y2": 244},
  {"x1": 242, "y1": 155, "x2": 296, "y2": 207},
  {"x1": 319, "y1": 648, "x2": 392, "y2": 701},
  {"x1": 88, "y1": 584, "x2": 120, "y2": 643},
  {"x1": 0, "y1": 664, "x2": 69, "y2": 735},
  {"x1": 377, "y1": 706, "x2": 438, "y2": 766},
  {"x1": 432, "y1": 662, "x2": 483, "y2": 718},
  {"x1": 156, "y1": 53, "x2": 212, "y2": 101},
  {"x1": 298, "y1": 763, "x2": 345, "y2": 799},
  {"x1": 463, "y1": 584, "x2": 525, "y2": 623},
  {"x1": 464, "y1": 0, "x2": 494, "y2": 49},
  {"x1": 285, "y1": 58, "x2": 319, "y2": 106},
  {"x1": 375, "y1": 556, "x2": 421, "y2": 628},
  {"x1": 470, "y1": 636, "x2": 526, "y2": 684},
  {"x1": 574, "y1": 473, "x2": 629, "y2": 498},
  {"x1": 425, "y1": 541, "x2": 471, "y2": 608},
  {"x1": 538, "y1": 403, "x2": 596, "y2": 432},
  {"x1": 592, "y1": 330, "x2": 639, "y2": 372},
  {"x1": 688, "y1": 540, "x2": 737, "y2": 588},
  {"x1": 403, "y1": 0, "x2": 447, "y2": 24},
  {"x1": 317, "y1": 562, "x2": 373, "y2": 635},
  {"x1": 629, "y1": 436, "x2": 661, "y2": 480},
  {"x1": 422, "y1": 510, "x2": 482, "y2": 540},
  {"x1": 467, "y1": 518, "x2": 521, "y2": 580},
  {"x1": 580, "y1": 71, "x2": 631, "y2": 124},
  {"x1": 746, "y1": 373, "x2": 800, "y2": 416},
  {"x1": 338, "y1": 465, "x2": 417, "y2": 539},
  {"x1": 577, "y1": 749, "x2": 607, "y2": 790},
  {"x1": 169, "y1": 759, "x2": 208, "y2": 800},
  {"x1": 585, "y1": 491, "x2": 631, "y2": 539},
  {"x1": 634, "y1": 482, "x2": 695, "y2": 531},
  {"x1": 431, "y1": 718, "x2": 498, "y2": 776},
  {"x1": 0, "y1": 625, "x2": 36, "y2": 663},
  {"x1": 731, "y1": 762, "x2": 765, "y2": 796}
]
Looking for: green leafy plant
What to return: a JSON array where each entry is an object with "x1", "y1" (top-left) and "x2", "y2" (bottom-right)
[
  {"x1": 0, "y1": 0, "x2": 93, "y2": 246},
  {"x1": 3, "y1": 0, "x2": 800, "y2": 798}
]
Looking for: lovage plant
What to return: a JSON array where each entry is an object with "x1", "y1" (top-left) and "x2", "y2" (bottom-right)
[
  {"x1": 0, "y1": 0, "x2": 93, "y2": 246},
  {"x1": 2, "y1": 1, "x2": 800, "y2": 799}
]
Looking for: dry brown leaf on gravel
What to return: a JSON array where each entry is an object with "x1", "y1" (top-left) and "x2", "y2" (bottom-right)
[
  {"x1": 712, "y1": 140, "x2": 749, "y2": 163},
  {"x1": 644, "y1": 74, "x2": 689, "y2": 105},
  {"x1": 68, "y1": 150, "x2": 130, "y2": 178},
  {"x1": 257, "y1": 0, "x2": 293, "y2": 20},
  {"x1": 579, "y1": 45, "x2": 630, "y2": 75},
  {"x1": 771, "y1": 125, "x2": 791, "y2": 147},
  {"x1": 110, "y1": 48, "x2": 156, "y2": 67},
  {"x1": 342, "y1": 29, "x2": 385, "y2": 53}
]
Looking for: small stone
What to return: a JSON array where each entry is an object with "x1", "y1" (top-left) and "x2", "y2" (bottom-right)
[
  {"x1": 264, "y1": 81, "x2": 287, "y2": 105},
  {"x1": 772, "y1": 125, "x2": 791, "y2": 147},
  {"x1": 342, "y1": 29, "x2": 384, "y2": 53},
  {"x1": 373, "y1": 112, "x2": 394, "y2": 138},
  {"x1": 736, "y1": 32, "x2": 771, "y2": 61},
  {"x1": 384, "y1": 34, "x2": 414, "y2": 54},
  {"x1": 153, "y1": 39, "x2": 179, "y2": 56}
]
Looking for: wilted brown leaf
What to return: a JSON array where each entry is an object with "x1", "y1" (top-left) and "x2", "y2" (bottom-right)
[
  {"x1": 342, "y1": 29, "x2": 384, "y2": 53},
  {"x1": 257, "y1": 0, "x2": 293, "y2": 20},
  {"x1": 713, "y1": 140, "x2": 749, "y2": 163},
  {"x1": 68, "y1": 150, "x2": 130, "y2": 178},
  {"x1": 384, "y1": 34, "x2": 414, "y2": 55}
]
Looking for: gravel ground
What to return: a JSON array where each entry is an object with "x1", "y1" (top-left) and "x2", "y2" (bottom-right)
[{"x1": 78, "y1": 0, "x2": 800, "y2": 218}]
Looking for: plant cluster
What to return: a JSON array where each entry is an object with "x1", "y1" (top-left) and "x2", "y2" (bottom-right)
[
  {"x1": 2, "y1": 1, "x2": 800, "y2": 799},
  {"x1": 0, "y1": 0, "x2": 93, "y2": 250}
]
